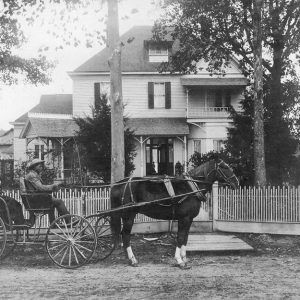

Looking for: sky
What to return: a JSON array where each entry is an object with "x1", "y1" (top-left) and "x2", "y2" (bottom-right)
[{"x1": 0, "y1": 0, "x2": 162, "y2": 130}]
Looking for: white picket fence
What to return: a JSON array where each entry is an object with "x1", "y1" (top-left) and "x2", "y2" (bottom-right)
[
  {"x1": 213, "y1": 184, "x2": 300, "y2": 235},
  {"x1": 4, "y1": 185, "x2": 300, "y2": 234},
  {"x1": 2, "y1": 187, "x2": 211, "y2": 229}
]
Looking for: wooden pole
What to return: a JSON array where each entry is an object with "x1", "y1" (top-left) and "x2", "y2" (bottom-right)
[
  {"x1": 253, "y1": 0, "x2": 266, "y2": 186},
  {"x1": 107, "y1": 0, "x2": 125, "y2": 184}
]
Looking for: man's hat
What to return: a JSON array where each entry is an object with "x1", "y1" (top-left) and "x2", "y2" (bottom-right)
[{"x1": 27, "y1": 158, "x2": 45, "y2": 170}]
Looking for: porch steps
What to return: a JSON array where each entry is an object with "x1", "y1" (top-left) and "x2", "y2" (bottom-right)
[{"x1": 187, "y1": 233, "x2": 253, "y2": 252}]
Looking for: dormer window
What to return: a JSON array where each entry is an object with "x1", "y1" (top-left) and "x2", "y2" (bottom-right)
[{"x1": 149, "y1": 45, "x2": 169, "y2": 62}]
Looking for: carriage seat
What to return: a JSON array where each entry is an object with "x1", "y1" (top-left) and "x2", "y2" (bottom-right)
[{"x1": 20, "y1": 178, "x2": 53, "y2": 214}]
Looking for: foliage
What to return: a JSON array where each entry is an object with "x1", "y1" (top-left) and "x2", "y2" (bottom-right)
[
  {"x1": 74, "y1": 95, "x2": 137, "y2": 183},
  {"x1": 0, "y1": 1, "x2": 54, "y2": 84},
  {"x1": 155, "y1": 0, "x2": 300, "y2": 185},
  {"x1": 175, "y1": 161, "x2": 184, "y2": 175}
]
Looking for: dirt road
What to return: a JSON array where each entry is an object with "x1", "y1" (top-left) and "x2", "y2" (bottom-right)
[{"x1": 0, "y1": 234, "x2": 300, "y2": 299}]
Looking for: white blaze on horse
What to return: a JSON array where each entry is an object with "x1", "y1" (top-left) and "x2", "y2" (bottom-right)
[{"x1": 110, "y1": 159, "x2": 239, "y2": 269}]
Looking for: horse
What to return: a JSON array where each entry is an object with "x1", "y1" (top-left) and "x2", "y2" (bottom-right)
[{"x1": 110, "y1": 158, "x2": 239, "y2": 269}]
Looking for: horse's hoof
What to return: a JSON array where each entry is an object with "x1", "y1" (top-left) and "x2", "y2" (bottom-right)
[
  {"x1": 178, "y1": 263, "x2": 191, "y2": 270},
  {"x1": 129, "y1": 261, "x2": 139, "y2": 267}
]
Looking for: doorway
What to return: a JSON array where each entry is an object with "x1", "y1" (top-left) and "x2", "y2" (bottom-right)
[{"x1": 146, "y1": 138, "x2": 174, "y2": 175}]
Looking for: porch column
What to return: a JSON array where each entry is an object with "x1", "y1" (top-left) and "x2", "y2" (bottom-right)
[
  {"x1": 140, "y1": 136, "x2": 144, "y2": 176},
  {"x1": 184, "y1": 135, "x2": 187, "y2": 172},
  {"x1": 61, "y1": 138, "x2": 64, "y2": 180},
  {"x1": 186, "y1": 88, "x2": 189, "y2": 118}
]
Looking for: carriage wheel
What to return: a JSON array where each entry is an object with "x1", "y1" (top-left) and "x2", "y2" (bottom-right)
[
  {"x1": 45, "y1": 215, "x2": 97, "y2": 269},
  {"x1": 0, "y1": 217, "x2": 7, "y2": 258},
  {"x1": 0, "y1": 226, "x2": 18, "y2": 259},
  {"x1": 85, "y1": 215, "x2": 116, "y2": 262}
]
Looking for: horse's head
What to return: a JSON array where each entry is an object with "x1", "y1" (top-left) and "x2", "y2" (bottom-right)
[
  {"x1": 188, "y1": 159, "x2": 239, "y2": 189},
  {"x1": 214, "y1": 159, "x2": 239, "y2": 189}
]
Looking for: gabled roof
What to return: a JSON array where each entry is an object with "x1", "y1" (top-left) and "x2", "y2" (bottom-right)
[
  {"x1": 73, "y1": 26, "x2": 173, "y2": 73},
  {"x1": 13, "y1": 94, "x2": 72, "y2": 124},
  {"x1": 20, "y1": 118, "x2": 79, "y2": 138},
  {"x1": 126, "y1": 118, "x2": 189, "y2": 136}
]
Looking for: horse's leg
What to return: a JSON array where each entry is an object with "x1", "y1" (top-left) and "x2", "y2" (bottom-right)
[
  {"x1": 175, "y1": 216, "x2": 193, "y2": 269},
  {"x1": 121, "y1": 212, "x2": 138, "y2": 267}
]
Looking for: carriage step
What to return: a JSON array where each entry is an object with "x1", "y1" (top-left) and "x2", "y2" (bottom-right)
[{"x1": 187, "y1": 234, "x2": 253, "y2": 252}]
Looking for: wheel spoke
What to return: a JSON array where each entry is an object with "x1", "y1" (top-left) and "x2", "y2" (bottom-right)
[
  {"x1": 59, "y1": 245, "x2": 69, "y2": 265},
  {"x1": 52, "y1": 243, "x2": 68, "y2": 259},
  {"x1": 49, "y1": 230, "x2": 69, "y2": 241},
  {"x1": 73, "y1": 244, "x2": 88, "y2": 260},
  {"x1": 74, "y1": 241, "x2": 94, "y2": 253},
  {"x1": 71, "y1": 245, "x2": 79, "y2": 265}
]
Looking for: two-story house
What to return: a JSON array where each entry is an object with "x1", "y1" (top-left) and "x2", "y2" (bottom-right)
[
  {"x1": 13, "y1": 25, "x2": 247, "y2": 180},
  {"x1": 69, "y1": 25, "x2": 247, "y2": 177}
]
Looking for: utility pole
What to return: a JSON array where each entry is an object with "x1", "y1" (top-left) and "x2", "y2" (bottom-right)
[
  {"x1": 107, "y1": 0, "x2": 125, "y2": 184},
  {"x1": 253, "y1": 0, "x2": 266, "y2": 186}
]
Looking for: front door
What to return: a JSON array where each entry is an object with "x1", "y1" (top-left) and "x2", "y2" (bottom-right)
[{"x1": 146, "y1": 138, "x2": 174, "y2": 175}]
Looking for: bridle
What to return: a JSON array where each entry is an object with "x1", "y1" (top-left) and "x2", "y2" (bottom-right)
[{"x1": 215, "y1": 160, "x2": 239, "y2": 188}]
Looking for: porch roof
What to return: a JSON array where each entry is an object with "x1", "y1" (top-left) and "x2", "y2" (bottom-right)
[
  {"x1": 180, "y1": 76, "x2": 248, "y2": 86},
  {"x1": 20, "y1": 118, "x2": 79, "y2": 138},
  {"x1": 126, "y1": 118, "x2": 189, "y2": 136}
]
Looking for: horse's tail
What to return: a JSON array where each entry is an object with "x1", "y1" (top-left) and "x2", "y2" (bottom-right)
[{"x1": 110, "y1": 185, "x2": 122, "y2": 246}]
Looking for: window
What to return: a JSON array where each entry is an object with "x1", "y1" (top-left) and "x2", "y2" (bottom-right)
[
  {"x1": 99, "y1": 82, "x2": 110, "y2": 97},
  {"x1": 149, "y1": 45, "x2": 169, "y2": 62},
  {"x1": 34, "y1": 144, "x2": 45, "y2": 160},
  {"x1": 194, "y1": 140, "x2": 202, "y2": 153},
  {"x1": 213, "y1": 140, "x2": 225, "y2": 152},
  {"x1": 148, "y1": 82, "x2": 171, "y2": 109},
  {"x1": 154, "y1": 83, "x2": 165, "y2": 108},
  {"x1": 94, "y1": 82, "x2": 110, "y2": 106},
  {"x1": 206, "y1": 90, "x2": 231, "y2": 108}
]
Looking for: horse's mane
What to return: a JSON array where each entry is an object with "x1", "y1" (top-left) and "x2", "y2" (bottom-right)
[{"x1": 188, "y1": 160, "x2": 215, "y2": 178}]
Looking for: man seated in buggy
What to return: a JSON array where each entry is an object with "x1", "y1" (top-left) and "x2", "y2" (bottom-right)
[{"x1": 22, "y1": 159, "x2": 71, "y2": 224}]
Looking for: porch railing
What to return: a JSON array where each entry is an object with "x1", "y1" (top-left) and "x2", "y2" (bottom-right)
[{"x1": 187, "y1": 107, "x2": 230, "y2": 119}]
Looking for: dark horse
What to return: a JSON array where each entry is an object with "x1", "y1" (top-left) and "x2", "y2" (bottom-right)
[{"x1": 110, "y1": 159, "x2": 239, "y2": 269}]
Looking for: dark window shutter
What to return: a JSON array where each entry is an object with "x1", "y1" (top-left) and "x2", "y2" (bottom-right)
[
  {"x1": 94, "y1": 82, "x2": 100, "y2": 107},
  {"x1": 165, "y1": 82, "x2": 171, "y2": 109},
  {"x1": 225, "y1": 91, "x2": 231, "y2": 107},
  {"x1": 215, "y1": 90, "x2": 222, "y2": 107},
  {"x1": 148, "y1": 82, "x2": 154, "y2": 109}
]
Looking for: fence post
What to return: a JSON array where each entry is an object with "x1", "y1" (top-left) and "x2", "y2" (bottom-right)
[{"x1": 212, "y1": 182, "x2": 219, "y2": 231}]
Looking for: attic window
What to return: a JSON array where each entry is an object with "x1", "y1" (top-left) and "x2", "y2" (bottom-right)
[{"x1": 149, "y1": 45, "x2": 169, "y2": 62}]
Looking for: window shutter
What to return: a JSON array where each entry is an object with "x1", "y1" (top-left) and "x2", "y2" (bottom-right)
[
  {"x1": 94, "y1": 82, "x2": 100, "y2": 107},
  {"x1": 165, "y1": 82, "x2": 171, "y2": 109},
  {"x1": 148, "y1": 82, "x2": 154, "y2": 109}
]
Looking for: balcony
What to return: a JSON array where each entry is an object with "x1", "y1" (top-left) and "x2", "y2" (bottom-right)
[{"x1": 187, "y1": 106, "x2": 230, "y2": 119}]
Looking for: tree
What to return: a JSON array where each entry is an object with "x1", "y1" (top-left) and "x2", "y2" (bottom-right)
[
  {"x1": 0, "y1": 1, "x2": 54, "y2": 84},
  {"x1": 74, "y1": 95, "x2": 136, "y2": 184},
  {"x1": 107, "y1": 0, "x2": 125, "y2": 184},
  {"x1": 155, "y1": 0, "x2": 300, "y2": 185},
  {"x1": 252, "y1": 0, "x2": 266, "y2": 185}
]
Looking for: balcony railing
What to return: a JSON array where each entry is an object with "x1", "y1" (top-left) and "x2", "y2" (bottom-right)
[{"x1": 187, "y1": 106, "x2": 230, "y2": 119}]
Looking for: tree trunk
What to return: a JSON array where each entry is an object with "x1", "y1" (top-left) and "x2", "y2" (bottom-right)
[
  {"x1": 107, "y1": 0, "x2": 124, "y2": 184},
  {"x1": 253, "y1": 0, "x2": 266, "y2": 186}
]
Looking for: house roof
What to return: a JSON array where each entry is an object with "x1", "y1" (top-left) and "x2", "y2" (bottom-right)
[
  {"x1": 73, "y1": 26, "x2": 173, "y2": 73},
  {"x1": 126, "y1": 118, "x2": 189, "y2": 136},
  {"x1": 0, "y1": 129, "x2": 13, "y2": 145},
  {"x1": 13, "y1": 94, "x2": 72, "y2": 124},
  {"x1": 20, "y1": 118, "x2": 79, "y2": 138},
  {"x1": 30, "y1": 94, "x2": 73, "y2": 114}
]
